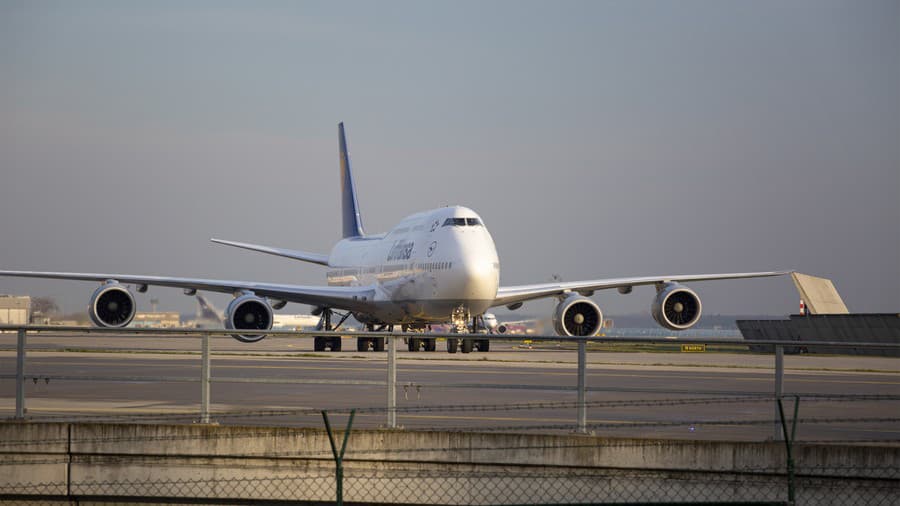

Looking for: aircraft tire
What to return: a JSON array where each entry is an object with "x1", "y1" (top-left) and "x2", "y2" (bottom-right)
[
  {"x1": 461, "y1": 338, "x2": 474, "y2": 354},
  {"x1": 374, "y1": 337, "x2": 385, "y2": 352},
  {"x1": 447, "y1": 338, "x2": 458, "y2": 354},
  {"x1": 477, "y1": 339, "x2": 490, "y2": 352},
  {"x1": 314, "y1": 337, "x2": 326, "y2": 352},
  {"x1": 424, "y1": 338, "x2": 436, "y2": 352},
  {"x1": 408, "y1": 338, "x2": 419, "y2": 352},
  {"x1": 330, "y1": 336, "x2": 342, "y2": 352},
  {"x1": 357, "y1": 338, "x2": 369, "y2": 352}
]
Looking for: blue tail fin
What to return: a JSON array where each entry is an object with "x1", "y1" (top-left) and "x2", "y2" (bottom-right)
[{"x1": 339, "y1": 122, "x2": 365, "y2": 238}]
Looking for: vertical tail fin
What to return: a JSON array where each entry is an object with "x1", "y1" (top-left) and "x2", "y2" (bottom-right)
[{"x1": 339, "y1": 122, "x2": 366, "y2": 238}]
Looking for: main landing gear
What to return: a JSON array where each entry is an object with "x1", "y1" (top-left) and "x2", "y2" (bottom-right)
[
  {"x1": 357, "y1": 324, "x2": 386, "y2": 352},
  {"x1": 404, "y1": 324, "x2": 437, "y2": 352},
  {"x1": 312, "y1": 308, "x2": 491, "y2": 354},
  {"x1": 313, "y1": 308, "x2": 351, "y2": 352}
]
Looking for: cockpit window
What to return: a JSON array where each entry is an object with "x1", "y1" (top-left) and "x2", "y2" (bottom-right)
[{"x1": 442, "y1": 217, "x2": 482, "y2": 227}]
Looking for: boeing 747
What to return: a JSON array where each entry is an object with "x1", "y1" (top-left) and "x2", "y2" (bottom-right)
[{"x1": 0, "y1": 123, "x2": 790, "y2": 353}]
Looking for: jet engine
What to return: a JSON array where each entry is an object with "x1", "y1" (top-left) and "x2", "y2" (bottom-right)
[
  {"x1": 352, "y1": 312, "x2": 380, "y2": 326},
  {"x1": 225, "y1": 292, "x2": 273, "y2": 343},
  {"x1": 651, "y1": 283, "x2": 702, "y2": 330},
  {"x1": 89, "y1": 281, "x2": 136, "y2": 328},
  {"x1": 553, "y1": 294, "x2": 603, "y2": 336}
]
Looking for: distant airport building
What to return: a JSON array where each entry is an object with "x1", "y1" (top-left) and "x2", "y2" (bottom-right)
[
  {"x1": 0, "y1": 295, "x2": 30, "y2": 325},
  {"x1": 131, "y1": 312, "x2": 181, "y2": 328}
]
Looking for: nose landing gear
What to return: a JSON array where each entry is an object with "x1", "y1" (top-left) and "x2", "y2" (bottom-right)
[{"x1": 445, "y1": 307, "x2": 491, "y2": 354}]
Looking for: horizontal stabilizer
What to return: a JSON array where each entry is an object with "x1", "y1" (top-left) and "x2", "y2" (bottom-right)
[{"x1": 211, "y1": 238, "x2": 330, "y2": 266}]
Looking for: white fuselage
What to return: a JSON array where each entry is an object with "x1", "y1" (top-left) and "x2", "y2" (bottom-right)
[{"x1": 326, "y1": 206, "x2": 500, "y2": 324}]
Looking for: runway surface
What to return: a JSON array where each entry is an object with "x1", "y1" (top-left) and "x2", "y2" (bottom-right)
[{"x1": 2, "y1": 334, "x2": 899, "y2": 442}]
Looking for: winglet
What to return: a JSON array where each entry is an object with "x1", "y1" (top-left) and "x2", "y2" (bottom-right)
[{"x1": 339, "y1": 122, "x2": 366, "y2": 238}]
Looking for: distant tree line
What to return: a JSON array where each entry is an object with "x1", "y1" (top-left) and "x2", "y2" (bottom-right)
[{"x1": 30, "y1": 296, "x2": 59, "y2": 315}]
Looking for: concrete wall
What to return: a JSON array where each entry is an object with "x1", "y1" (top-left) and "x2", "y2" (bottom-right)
[
  {"x1": 1, "y1": 422, "x2": 898, "y2": 504},
  {"x1": 738, "y1": 314, "x2": 900, "y2": 355}
]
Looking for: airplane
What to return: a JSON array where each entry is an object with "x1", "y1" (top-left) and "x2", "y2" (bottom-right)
[
  {"x1": 272, "y1": 313, "x2": 325, "y2": 331},
  {"x1": 191, "y1": 294, "x2": 224, "y2": 328},
  {"x1": 481, "y1": 313, "x2": 499, "y2": 332},
  {"x1": 0, "y1": 123, "x2": 790, "y2": 353},
  {"x1": 495, "y1": 319, "x2": 542, "y2": 335}
]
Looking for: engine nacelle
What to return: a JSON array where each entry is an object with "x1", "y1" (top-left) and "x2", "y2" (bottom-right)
[
  {"x1": 651, "y1": 283, "x2": 702, "y2": 330},
  {"x1": 89, "y1": 282, "x2": 136, "y2": 328},
  {"x1": 225, "y1": 293, "x2": 273, "y2": 343},
  {"x1": 553, "y1": 295, "x2": 603, "y2": 336}
]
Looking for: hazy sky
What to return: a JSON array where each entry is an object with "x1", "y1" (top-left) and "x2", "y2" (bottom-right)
[{"x1": 1, "y1": 0, "x2": 898, "y2": 318}]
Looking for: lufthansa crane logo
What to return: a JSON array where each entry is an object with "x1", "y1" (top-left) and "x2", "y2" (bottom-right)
[{"x1": 387, "y1": 241, "x2": 414, "y2": 261}]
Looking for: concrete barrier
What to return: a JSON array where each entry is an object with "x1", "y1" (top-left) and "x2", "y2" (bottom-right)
[{"x1": 1, "y1": 422, "x2": 898, "y2": 504}]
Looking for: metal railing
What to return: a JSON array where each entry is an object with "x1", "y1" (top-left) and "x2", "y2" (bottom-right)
[{"x1": 3, "y1": 324, "x2": 900, "y2": 438}]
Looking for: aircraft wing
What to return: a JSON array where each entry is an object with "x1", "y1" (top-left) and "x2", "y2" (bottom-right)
[
  {"x1": 493, "y1": 271, "x2": 792, "y2": 308},
  {"x1": 0, "y1": 270, "x2": 372, "y2": 312}
]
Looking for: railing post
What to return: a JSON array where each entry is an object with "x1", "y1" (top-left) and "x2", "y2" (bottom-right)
[
  {"x1": 577, "y1": 339, "x2": 587, "y2": 433},
  {"x1": 774, "y1": 344, "x2": 784, "y2": 441},
  {"x1": 387, "y1": 335, "x2": 397, "y2": 428},
  {"x1": 777, "y1": 396, "x2": 800, "y2": 504},
  {"x1": 15, "y1": 328, "x2": 26, "y2": 419},
  {"x1": 200, "y1": 333, "x2": 211, "y2": 424},
  {"x1": 323, "y1": 409, "x2": 356, "y2": 506}
]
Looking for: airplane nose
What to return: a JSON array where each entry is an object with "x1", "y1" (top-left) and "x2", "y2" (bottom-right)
[
  {"x1": 438, "y1": 222, "x2": 500, "y2": 308},
  {"x1": 458, "y1": 258, "x2": 499, "y2": 301}
]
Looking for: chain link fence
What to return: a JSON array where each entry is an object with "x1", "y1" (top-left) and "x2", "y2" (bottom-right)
[
  {"x1": 1, "y1": 463, "x2": 897, "y2": 505},
  {"x1": 1, "y1": 412, "x2": 898, "y2": 505}
]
